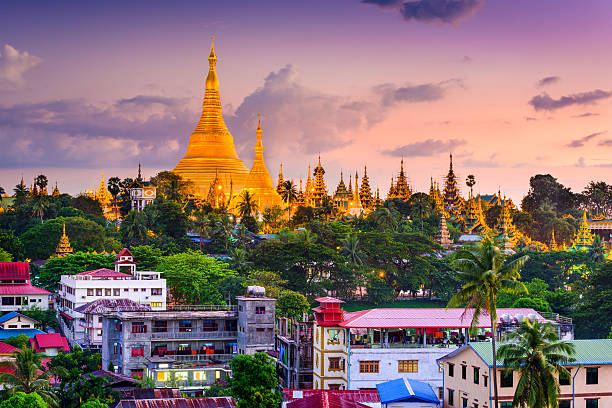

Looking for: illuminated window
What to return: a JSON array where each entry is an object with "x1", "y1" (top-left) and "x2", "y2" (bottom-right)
[
  {"x1": 175, "y1": 371, "x2": 188, "y2": 381},
  {"x1": 194, "y1": 371, "x2": 204, "y2": 381},
  {"x1": 105, "y1": 289, "x2": 111, "y2": 296},
  {"x1": 359, "y1": 361, "x2": 379, "y2": 373},
  {"x1": 215, "y1": 370, "x2": 221, "y2": 380},
  {"x1": 256, "y1": 307, "x2": 266, "y2": 314},
  {"x1": 398, "y1": 360, "x2": 418, "y2": 373},
  {"x1": 327, "y1": 329, "x2": 340, "y2": 344},
  {"x1": 150, "y1": 302, "x2": 163, "y2": 308},
  {"x1": 157, "y1": 371, "x2": 167, "y2": 381}
]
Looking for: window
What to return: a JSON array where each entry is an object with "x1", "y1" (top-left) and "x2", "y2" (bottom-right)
[
  {"x1": 462, "y1": 398, "x2": 468, "y2": 407},
  {"x1": 151, "y1": 288, "x2": 162, "y2": 296},
  {"x1": 398, "y1": 360, "x2": 418, "y2": 373},
  {"x1": 500, "y1": 404, "x2": 512, "y2": 408},
  {"x1": 327, "y1": 329, "x2": 340, "y2": 344},
  {"x1": 256, "y1": 328, "x2": 265, "y2": 332},
  {"x1": 105, "y1": 289, "x2": 111, "y2": 296},
  {"x1": 484, "y1": 376, "x2": 488, "y2": 387},
  {"x1": 113, "y1": 289, "x2": 120, "y2": 296},
  {"x1": 461, "y1": 365, "x2": 467, "y2": 379},
  {"x1": 328, "y1": 384, "x2": 341, "y2": 390},
  {"x1": 179, "y1": 320, "x2": 192, "y2": 332},
  {"x1": 131, "y1": 322, "x2": 147, "y2": 333},
  {"x1": 8, "y1": 325, "x2": 17, "y2": 329},
  {"x1": 558, "y1": 401, "x2": 571, "y2": 408},
  {"x1": 256, "y1": 306, "x2": 265, "y2": 314},
  {"x1": 586, "y1": 367, "x2": 598, "y2": 384},
  {"x1": 95, "y1": 289, "x2": 102, "y2": 296},
  {"x1": 586, "y1": 400, "x2": 598, "y2": 408},
  {"x1": 447, "y1": 389, "x2": 454, "y2": 406},
  {"x1": 151, "y1": 302, "x2": 162, "y2": 308},
  {"x1": 359, "y1": 361, "x2": 379, "y2": 373},
  {"x1": 87, "y1": 289, "x2": 94, "y2": 296},
  {"x1": 500, "y1": 370, "x2": 513, "y2": 388},
  {"x1": 474, "y1": 367, "x2": 480, "y2": 384},
  {"x1": 448, "y1": 363, "x2": 454, "y2": 377},
  {"x1": 113, "y1": 342, "x2": 119, "y2": 355},
  {"x1": 131, "y1": 346, "x2": 145, "y2": 357},
  {"x1": 153, "y1": 321, "x2": 167, "y2": 333},
  {"x1": 559, "y1": 369, "x2": 571, "y2": 386},
  {"x1": 123, "y1": 288, "x2": 128, "y2": 292},
  {"x1": 131, "y1": 369, "x2": 144, "y2": 379},
  {"x1": 329, "y1": 357, "x2": 341, "y2": 371},
  {"x1": 202, "y1": 320, "x2": 218, "y2": 332},
  {"x1": 157, "y1": 371, "x2": 167, "y2": 381}
]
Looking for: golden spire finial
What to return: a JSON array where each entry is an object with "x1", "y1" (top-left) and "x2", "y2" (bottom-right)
[
  {"x1": 257, "y1": 113, "x2": 261, "y2": 130},
  {"x1": 450, "y1": 153, "x2": 453, "y2": 170},
  {"x1": 62, "y1": 223, "x2": 66, "y2": 236},
  {"x1": 400, "y1": 158, "x2": 404, "y2": 172},
  {"x1": 209, "y1": 36, "x2": 216, "y2": 64}
]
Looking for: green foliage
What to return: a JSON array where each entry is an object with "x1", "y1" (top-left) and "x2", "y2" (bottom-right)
[
  {"x1": 521, "y1": 174, "x2": 577, "y2": 216},
  {"x1": 37, "y1": 252, "x2": 114, "y2": 290},
  {"x1": 48, "y1": 347, "x2": 101, "y2": 384},
  {"x1": 365, "y1": 275, "x2": 395, "y2": 305},
  {"x1": 3, "y1": 334, "x2": 30, "y2": 350},
  {"x1": 20, "y1": 305, "x2": 59, "y2": 331},
  {"x1": 70, "y1": 196, "x2": 103, "y2": 218},
  {"x1": 54, "y1": 375, "x2": 117, "y2": 408},
  {"x1": 247, "y1": 270, "x2": 288, "y2": 299},
  {"x1": 156, "y1": 251, "x2": 237, "y2": 304},
  {"x1": 276, "y1": 291, "x2": 310, "y2": 319},
  {"x1": 0, "y1": 248, "x2": 12, "y2": 261},
  {"x1": 0, "y1": 348, "x2": 57, "y2": 407},
  {"x1": 150, "y1": 171, "x2": 193, "y2": 202},
  {"x1": 241, "y1": 215, "x2": 259, "y2": 234},
  {"x1": 130, "y1": 245, "x2": 163, "y2": 269},
  {"x1": 574, "y1": 262, "x2": 612, "y2": 338},
  {"x1": 0, "y1": 392, "x2": 48, "y2": 408},
  {"x1": 218, "y1": 275, "x2": 251, "y2": 304},
  {"x1": 0, "y1": 230, "x2": 23, "y2": 260},
  {"x1": 80, "y1": 399, "x2": 108, "y2": 408},
  {"x1": 228, "y1": 353, "x2": 282, "y2": 408},
  {"x1": 20, "y1": 217, "x2": 120, "y2": 261},
  {"x1": 511, "y1": 297, "x2": 551, "y2": 312}
]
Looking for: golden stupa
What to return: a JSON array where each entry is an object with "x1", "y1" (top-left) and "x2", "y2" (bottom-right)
[
  {"x1": 173, "y1": 38, "x2": 249, "y2": 196},
  {"x1": 235, "y1": 115, "x2": 284, "y2": 210}
]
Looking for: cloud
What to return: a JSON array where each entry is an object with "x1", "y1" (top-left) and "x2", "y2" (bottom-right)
[
  {"x1": 0, "y1": 44, "x2": 42, "y2": 89},
  {"x1": 536, "y1": 76, "x2": 560, "y2": 87},
  {"x1": 597, "y1": 139, "x2": 612, "y2": 147},
  {"x1": 572, "y1": 112, "x2": 599, "y2": 118},
  {"x1": 362, "y1": 0, "x2": 484, "y2": 24},
  {"x1": 461, "y1": 155, "x2": 501, "y2": 168},
  {"x1": 377, "y1": 78, "x2": 463, "y2": 106},
  {"x1": 565, "y1": 131, "x2": 606, "y2": 148},
  {"x1": 575, "y1": 157, "x2": 586, "y2": 167},
  {"x1": 382, "y1": 138, "x2": 466, "y2": 157},
  {"x1": 525, "y1": 117, "x2": 537, "y2": 122},
  {"x1": 529, "y1": 89, "x2": 612, "y2": 111}
]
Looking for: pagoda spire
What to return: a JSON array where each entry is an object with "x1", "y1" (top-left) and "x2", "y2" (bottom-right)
[
  {"x1": 570, "y1": 210, "x2": 594, "y2": 251},
  {"x1": 348, "y1": 174, "x2": 353, "y2": 196},
  {"x1": 52, "y1": 181, "x2": 60, "y2": 197},
  {"x1": 55, "y1": 223, "x2": 74, "y2": 258},
  {"x1": 276, "y1": 162, "x2": 284, "y2": 194},
  {"x1": 549, "y1": 227, "x2": 558, "y2": 251},
  {"x1": 437, "y1": 212, "x2": 453, "y2": 250},
  {"x1": 359, "y1": 165, "x2": 373, "y2": 209},
  {"x1": 137, "y1": 163, "x2": 143, "y2": 181},
  {"x1": 312, "y1": 156, "x2": 327, "y2": 207}
]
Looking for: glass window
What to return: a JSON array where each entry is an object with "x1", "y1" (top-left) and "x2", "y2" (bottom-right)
[
  {"x1": 586, "y1": 400, "x2": 598, "y2": 408},
  {"x1": 559, "y1": 369, "x2": 571, "y2": 386},
  {"x1": 87, "y1": 289, "x2": 94, "y2": 296},
  {"x1": 447, "y1": 389, "x2": 454, "y2": 406},
  {"x1": 131, "y1": 346, "x2": 145, "y2": 357},
  {"x1": 398, "y1": 360, "x2": 418, "y2": 373},
  {"x1": 462, "y1": 398, "x2": 468, "y2": 407},
  {"x1": 484, "y1": 376, "x2": 488, "y2": 387},
  {"x1": 558, "y1": 401, "x2": 571, "y2": 408},
  {"x1": 179, "y1": 320, "x2": 192, "y2": 332},
  {"x1": 256, "y1": 306, "x2": 265, "y2": 314},
  {"x1": 474, "y1": 367, "x2": 480, "y2": 384},
  {"x1": 500, "y1": 370, "x2": 513, "y2": 388},
  {"x1": 202, "y1": 320, "x2": 218, "y2": 332},
  {"x1": 131, "y1": 322, "x2": 146, "y2": 333},
  {"x1": 359, "y1": 361, "x2": 379, "y2": 373},
  {"x1": 586, "y1": 367, "x2": 598, "y2": 384},
  {"x1": 329, "y1": 357, "x2": 341, "y2": 370},
  {"x1": 500, "y1": 404, "x2": 512, "y2": 408},
  {"x1": 153, "y1": 321, "x2": 167, "y2": 332},
  {"x1": 95, "y1": 289, "x2": 102, "y2": 296},
  {"x1": 328, "y1": 329, "x2": 340, "y2": 344},
  {"x1": 461, "y1": 365, "x2": 467, "y2": 379},
  {"x1": 113, "y1": 289, "x2": 120, "y2": 296},
  {"x1": 151, "y1": 302, "x2": 163, "y2": 308},
  {"x1": 448, "y1": 363, "x2": 454, "y2": 377},
  {"x1": 105, "y1": 288, "x2": 111, "y2": 296}
]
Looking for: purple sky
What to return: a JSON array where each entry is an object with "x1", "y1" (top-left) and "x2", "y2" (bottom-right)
[{"x1": 1, "y1": 0, "x2": 611, "y2": 201}]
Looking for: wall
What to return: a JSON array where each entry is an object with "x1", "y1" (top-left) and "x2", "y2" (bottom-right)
[
  {"x1": 237, "y1": 297, "x2": 276, "y2": 355},
  {"x1": 312, "y1": 323, "x2": 348, "y2": 390},
  {"x1": 442, "y1": 347, "x2": 492, "y2": 408}
]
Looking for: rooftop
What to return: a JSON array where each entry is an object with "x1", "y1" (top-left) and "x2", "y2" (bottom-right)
[
  {"x1": 376, "y1": 378, "x2": 439, "y2": 405},
  {"x1": 110, "y1": 308, "x2": 237, "y2": 320},
  {"x1": 0, "y1": 311, "x2": 39, "y2": 325},
  {"x1": 30, "y1": 333, "x2": 70, "y2": 352},
  {"x1": 0, "y1": 262, "x2": 30, "y2": 280},
  {"x1": 0, "y1": 328, "x2": 45, "y2": 339},
  {"x1": 283, "y1": 390, "x2": 380, "y2": 408},
  {"x1": 0, "y1": 341, "x2": 19, "y2": 355},
  {"x1": 0, "y1": 284, "x2": 51, "y2": 295},
  {"x1": 75, "y1": 268, "x2": 133, "y2": 278},
  {"x1": 74, "y1": 298, "x2": 152, "y2": 315},
  {"x1": 116, "y1": 397, "x2": 237, "y2": 408}
]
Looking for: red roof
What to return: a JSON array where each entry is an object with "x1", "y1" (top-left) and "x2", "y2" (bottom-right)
[
  {"x1": 30, "y1": 333, "x2": 70, "y2": 352},
  {"x1": 0, "y1": 342, "x2": 18, "y2": 354},
  {"x1": 76, "y1": 268, "x2": 132, "y2": 278},
  {"x1": 314, "y1": 297, "x2": 345, "y2": 304},
  {"x1": 339, "y1": 308, "x2": 545, "y2": 329},
  {"x1": 116, "y1": 248, "x2": 133, "y2": 258},
  {"x1": 0, "y1": 262, "x2": 30, "y2": 280},
  {"x1": 0, "y1": 284, "x2": 50, "y2": 295},
  {"x1": 117, "y1": 397, "x2": 237, "y2": 408},
  {"x1": 112, "y1": 260, "x2": 137, "y2": 265},
  {"x1": 284, "y1": 390, "x2": 380, "y2": 408}
]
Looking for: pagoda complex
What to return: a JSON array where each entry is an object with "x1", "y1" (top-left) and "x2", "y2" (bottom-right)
[
  {"x1": 437, "y1": 213, "x2": 453, "y2": 250},
  {"x1": 359, "y1": 166, "x2": 374, "y2": 209},
  {"x1": 333, "y1": 172, "x2": 351, "y2": 212},
  {"x1": 311, "y1": 156, "x2": 327, "y2": 207},
  {"x1": 443, "y1": 154, "x2": 463, "y2": 212},
  {"x1": 173, "y1": 38, "x2": 249, "y2": 197},
  {"x1": 569, "y1": 211, "x2": 595, "y2": 251},
  {"x1": 234, "y1": 116, "x2": 283, "y2": 210},
  {"x1": 393, "y1": 159, "x2": 411, "y2": 201},
  {"x1": 55, "y1": 224, "x2": 73, "y2": 258}
]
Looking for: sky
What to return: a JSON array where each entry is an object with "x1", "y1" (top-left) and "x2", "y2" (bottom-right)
[{"x1": 1, "y1": 0, "x2": 611, "y2": 203}]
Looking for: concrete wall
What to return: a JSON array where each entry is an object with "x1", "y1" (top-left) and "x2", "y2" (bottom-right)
[
  {"x1": 237, "y1": 296, "x2": 276, "y2": 355},
  {"x1": 0, "y1": 294, "x2": 49, "y2": 312},
  {"x1": 312, "y1": 323, "x2": 348, "y2": 390}
]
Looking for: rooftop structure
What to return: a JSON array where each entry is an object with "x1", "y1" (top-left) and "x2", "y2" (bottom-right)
[
  {"x1": 376, "y1": 378, "x2": 440, "y2": 407},
  {"x1": 129, "y1": 164, "x2": 157, "y2": 212},
  {"x1": 116, "y1": 396, "x2": 237, "y2": 408},
  {"x1": 29, "y1": 333, "x2": 70, "y2": 356},
  {"x1": 0, "y1": 262, "x2": 51, "y2": 312},
  {"x1": 55, "y1": 223, "x2": 73, "y2": 257},
  {"x1": 282, "y1": 389, "x2": 380, "y2": 408}
]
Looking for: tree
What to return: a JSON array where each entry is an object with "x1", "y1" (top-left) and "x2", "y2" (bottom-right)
[
  {"x1": 229, "y1": 248, "x2": 252, "y2": 274},
  {"x1": 156, "y1": 251, "x2": 238, "y2": 304},
  {"x1": 14, "y1": 181, "x2": 30, "y2": 206},
  {"x1": 0, "y1": 348, "x2": 57, "y2": 407},
  {"x1": 366, "y1": 275, "x2": 396, "y2": 305},
  {"x1": 20, "y1": 305, "x2": 59, "y2": 331},
  {"x1": 236, "y1": 190, "x2": 258, "y2": 218},
  {"x1": 80, "y1": 400, "x2": 108, "y2": 408},
  {"x1": 262, "y1": 205, "x2": 284, "y2": 233},
  {"x1": 340, "y1": 235, "x2": 363, "y2": 265},
  {"x1": 228, "y1": 353, "x2": 282, "y2": 408},
  {"x1": 3, "y1": 334, "x2": 31, "y2": 350},
  {"x1": 247, "y1": 270, "x2": 288, "y2": 299},
  {"x1": 31, "y1": 195, "x2": 49, "y2": 221},
  {"x1": 130, "y1": 245, "x2": 162, "y2": 270},
  {"x1": 107, "y1": 177, "x2": 121, "y2": 202},
  {"x1": 466, "y1": 174, "x2": 476, "y2": 192},
  {"x1": 581, "y1": 181, "x2": 612, "y2": 216},
  {"x1": 150, "y1": 171, "x2": 193, "y2": 202},
  {"x1": 447, "y1": 237, "x2": 529, "y2": 408},
  {"x1": 521, "y1": 174, "x2": 576, "y2": 216},
  {"x1": 0, "y1": 248, "x2": 12, "y2": 262},
  {"x1": 192, "y1": 210, "x2": 211, "y2": 252},
  {"x1": 241, "y1": 215, "x2": 259, "y2": 234},
  {"x1": 70, "y1": 196, "x2": 103, "y2": 218},
  {"x1": 0, "y1": 392, "x2": 48, "y2": 408},
  {"x1": 0, "y1": 185, "x2": 4, "y2": 201},
  {"x1": 121, "y1": 210, "x2": 148, "y2": 245},
  {"x1": 35, "y1": 175, "x2": 48, "y2": 194},
  {"x1": 276, "y1": 291, "x2": 310, "y2": 319},
  {"x1": 0, "y1": 230, "x2": 24, "y2": 261},
  {"x1": 47, "y1": 346, "x2": 101, "y2": 385},
  {"x1": 574, "y1": 262, "x2": 612, "y2": 338},
  {"x1": 497, "y1": 320, "x2": 575, "y2": 408},
  {"x1": 511, "y1": 297, "x2": 551, "y2": 312},
  {"x1": 588, "y1": 234, "x2": 606, "y2": 263},
  {"x1": 280, "y1": 180, "x2": 297, "y2": 207},
  {"x1": 408, "y1": 192, "x2": 433, "y2": 233},
  {"x1": 38, "y1": 252, "x2": 115, "y2": 290}
]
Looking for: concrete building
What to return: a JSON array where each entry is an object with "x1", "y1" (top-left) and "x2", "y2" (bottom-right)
[
  {"x1": 101, "y1": 288, "x2": 275, "y2": 392},
  {"x1": 0, "y1": 262, "x2": 51, "y2": 312},
  {"x1": 437, "y1": 339, "x2": 612, "y2": 408},
  {"x1": 57, "y1": 249, "x2": 166, "y2": 348},
  {"x1": 311, "y1": 297, "x2": 572, "y2": 394},
  {"x1": 276, "y1": 315, "x2": 314, "y2": 389}
]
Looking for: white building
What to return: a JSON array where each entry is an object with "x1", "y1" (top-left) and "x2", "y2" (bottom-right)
[
  {"x1": 57, "y1": 248, "x2": 166, "y2": 348},
  {"x1": 0, "y1": 262, "x2": 51, "y2": 312}
]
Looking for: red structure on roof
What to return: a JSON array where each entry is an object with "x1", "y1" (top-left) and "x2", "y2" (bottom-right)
[
  {"x1": 116, "y1": 248, "x2": 134, "y2": 258},
  {"x1": 116, "y1": 397, "x2": 237, "y2": 408},
  {"x1": 313, "y1": 298, "x2": 346, "y2": 327},
  {"x1": 75, "y1": 269, "x2": 132, "y2": 278},
  {"x1": 0, "y1": 262, "x2": 30, "y2": 280},
  {"x1": 30, "y1": 333, "x2": 70, "y2": 352},
  {"x1": 283, "y1": 390, "x2": 380, "y2": 408}
]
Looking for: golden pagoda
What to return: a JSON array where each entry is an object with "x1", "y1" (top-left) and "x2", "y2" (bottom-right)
[
  {"x1": 95, "y1": 173, "x2": 113, "y2": 208},
  {"x1": 437, "y1": 212, "x2": 453, "y2": 250},
  {"x1": 463, "y1": 192, "x2": 488, "y2": 234},
  {"x1": 444, "y1": 154, "x2": 463, "y2": 211},
  {"x1": 276, "y1": 163, "x2": 285, "y2": 195},
  {"x1": 569, "y1": 210, "x2": 594, "y2": 251},
  {"x1": 333, "y1": 171, "x2": 351, "y2": 212},
  {"x1": 387, "y1": 177, "x2": 397, "y2": 200},
  {"x1": 173, "y1": 38, "x2": 249, "y2": 196},
  {"x1": 296, "y1": 179, "x2": 305, "y2": 206},
  {"x1": 394, "y1": 159, "x2": 411, "y2": 201},
  {"x1": 494, "y1": 200, "x2": 519, "y2": 248},
  {"x1": 206, "y1": 170, "x2": 228, "y2": 209},
  {"x1": 549, "y1": 227, "x2": 558, "y2": 251},
  {"x1": 52, "y1": 182, "x2": 60, "y2": 197},
  {"x1": 55, "y1": 223, "x2": 73, "y2": 258},
  {"x1": 236, "y1": 115, "x2": 283, "y2": 210},
  {"x1": 311, "y1": 156, "x2": 327, "y2": 207},
  {"x1": 430, "y1": 179, "x2": 445, "y2": 214},
  {"x1": 347, "y1": 170, "x2": 364, "y2": 216},
  {"x1": 359, "y1": 166, "x2": 374, "y2": 209},
  {"x1": 304, "y1": 164, "x2": 314, "y2": 206},
  {"x1": 348, "y1": 174, "x2": 353, "y2": 196}
]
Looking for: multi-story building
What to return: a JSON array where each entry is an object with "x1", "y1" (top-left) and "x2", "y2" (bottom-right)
[
  {"x1": 311, "y1": 297, "x2": 572, "y2": 394},
  {"x1": 0, "y1": 262, "x2": 51, "y2": 312},
  {"x1": 276, "y1": 315, "x2": 314, "y2": 389},
  {"x1": 101, "y1": 287, "x2": 275, "y2": 392},
  {"x1": 57, "y1": 249, "x2": 166, "y2": 347},
  {"x1": 438, "y1": 339, "x2": 612, "y2": 408}
]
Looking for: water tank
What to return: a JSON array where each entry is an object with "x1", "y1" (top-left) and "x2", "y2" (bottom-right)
[
  {"x1": 501, "y1": 313, "x2": 511, "y2": 323},
  {"x1": 528, "y1": 313, "x2": 537, "y2": 322},
  {"x1": 247, "y1": 285, "x2": 266, "y2": 297},
  {"x1": 515, "y1": 314, "x2": 525, "y2": 322}
]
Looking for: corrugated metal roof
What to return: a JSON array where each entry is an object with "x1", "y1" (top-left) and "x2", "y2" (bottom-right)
[
  {"x1": 0, "y1": 311, "x2": 40, "y2": 325},
  {"x1": 74, "y1": 298, "x2": 152, "y2": 314},
  {"x1": 30, "y1": 333, "x2": 70, "y2": 352},
  {"x1": 0, "y1": 341, "x2": 18, "y2": 354},
  {"x1": 116, "y1": 397, "x2": 237, "y2": 408},
  {"x1": 466, "y1": 339, "x2": 612, "y2": 367},
  {"x1": 76, "y1": 268, "x2": 133, "y2": 278},
  {"x1": 376, "y1": 378, "x2": 439, "y2": 404},
  {"x1": 0, "y1": 283, "x2": 51, "y2": 295},
  {"x1": 0, "y1": 328, "x2": 45, "y2": 339},
  {"x1": 0, "y1": 262, "x2": 29, "y2": 280}
]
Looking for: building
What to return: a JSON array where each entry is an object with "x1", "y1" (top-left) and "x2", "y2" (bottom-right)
[
  {"x1": 277, "y1": 316, "x2": 314, "y2": 389},
  {"x1": 376, "y1": 378, "x2": 440, "y2": 407},
  {"x1": 101, "y1": 287, "x2": 275, "y2": 391},
  {"x1": 56, "y1": 249, "x2": 166, "y2": 348},
  {"x1": 116, "y1": 396, "x2": 237, "y2": 408},
  {"x1": 173, "y1": 38, "x2": 250, "y2": 197},
  {"x1": 130, "y1": 164, "x2": 157, "y2": 212},
  {"x1": 311, "y1": 297, "x2": 571, "y2": 393},
  {"x1": 0, "y1": 262, "x2": 52, "y2": 312},
  {"x1": 0, "y1": 311, "x2": 45, "y2": 340},
  {"x1": 282, "y1": 389, "x2": 380, "y2": 408},
  {"x1": 29, "y1": 333, "x2": 70, "y2": 356},
  {"x1": 0, "y1": 341, "x2": 19, "y2": 362},
  {"x1": 437, "y1": 339, "x2": 612, "y2": 408}
]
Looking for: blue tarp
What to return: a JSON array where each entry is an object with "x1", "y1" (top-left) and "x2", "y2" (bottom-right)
[
  {"x1": 376, "y1": 377, "x2": 440, "y2": 404},
  {"x1": 0, "y1": 328, "x2": 45, "y2": 339}
]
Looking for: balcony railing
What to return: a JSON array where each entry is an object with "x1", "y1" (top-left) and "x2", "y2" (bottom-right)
[
  {"x1": 150, "y1": 330, "x2": 238, "y2": 340},
  {"x1": 167, "y1": 304, "x2": 237, "y2": 312},
  {"x1": 172, "y1": 353, "x2": 236, "y2": 363}
]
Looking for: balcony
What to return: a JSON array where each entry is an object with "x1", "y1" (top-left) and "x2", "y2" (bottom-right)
[
  {"x1": 172, "y1": 353, "x2": 236, "y2": 363},
  {"x1": 150, "y1": 330, "x2": 238, "y2": 340}
]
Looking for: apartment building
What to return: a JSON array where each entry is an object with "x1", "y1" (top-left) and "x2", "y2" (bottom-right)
[
  {"x1": 101, "y1": 287, "x2": 275, "y2": 392},
  {"x1": 0, "y1": 262, "x2": 51, "y2": 312},
  {"x1": 311, "y1": 297, "x2": 572, "y2": 394},
  {"x1": 276, "y1": 315, "x2": 314, "y2": 389},
  {"x1": 438, "y1": 339, "x2": 612, "y2": 408},
  {"x1": 56, "y1": 248, "x2": 166, "y2": 347}
]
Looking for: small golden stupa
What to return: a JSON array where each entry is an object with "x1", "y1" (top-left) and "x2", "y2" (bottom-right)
[
  {"x1": 55, "y1": 223, "x2": 73, "y2": 257},
  {"x1": 173, "y1": 38, "x2": 249, "y2": 196}
]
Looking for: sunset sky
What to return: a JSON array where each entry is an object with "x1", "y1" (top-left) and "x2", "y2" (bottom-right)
[{"x1": 1, "y1": 0, "x2": 611, "y2": 202}]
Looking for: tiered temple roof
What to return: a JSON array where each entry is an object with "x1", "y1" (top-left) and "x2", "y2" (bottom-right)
[
  {"x1": 333, "y1": 172, "x2": 351, "y2": 212},
  {"x1": 494, "y1": 200, "x2": 520, "y2": 249},
  {"x1": 55, "y1": 224, "x2": 73, "y2": 258},
  {"x1": 437, "y1": 213, "x2": 453, "y2": 250},
  {"x1": 443, "y1": 154, "x2": 463, "y2": 212},
  {"x1": 570, "y1": 211, "x2": 594, "y2": 251},
  {"x1": 276, "y1": 163, "x2": 284, "y2": 195},
  {"x1": 311, "y1": 156, "x2": 327, "y2": 207},
  {"x1": 462, "y1": 192, "x2": 488, "y2": 235},
  {"x1": 393, "y1": 159, "x2": 411, "y2": 201},
  {"x1": 359, "y1": 166, "x2": 374, "y2": 209}
]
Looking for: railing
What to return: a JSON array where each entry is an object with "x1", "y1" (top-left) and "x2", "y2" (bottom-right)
[
  {"x1": 350, "y1": 343, "x2": 459, "y2": 350},
  {"x1": 150, "y1": 330, "x2": 238, "y2": 340},
  {"x1": 168, "y1": 304, "x2": 238, "y2": 312},
  {"x1": 539, "y1": 312, "x2": 573, "y2": 325},
  {"x1": 172, "y1": 353, "x2": 236, "y2": 363}
]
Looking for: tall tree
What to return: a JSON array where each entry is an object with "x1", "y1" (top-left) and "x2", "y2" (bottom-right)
[
  {"x1": 34, "y1": 174, "x2": 48, "y2": 194},
  {"x1": 236, "y1": 190, "x2": 258, "y2": 219},
  {"x1": 0, "y1": 186, "x2": 5, "y2": 201},
  {"x1": 447, "y1": 237, "x2": 529, "y2": 408},
  {"x1": 521, "y1": 174, "x2": 576, "y2": 216},
  {"x1": 228, "y1": 352, "x2": 282, "y2": 408},
  {"x1": 192, "y1": 210, "x2": 211, "y2": 252},
  {"x1": 31, "y1": 195, "x2": 48, "y2": 221},
  {"x1": 497, "y1": 320, "x2": 575, "y2": 408},
  {"x1": 340, "y1": 235, "x2": 363, "y2": 265},
  {"x1": 281, "y1": 180, "x2": 297, "y2": 217},
  {"x1": 13, "y1": 181, "x2": 30, "y2": 206},
  {"x1": 0, "y1": 348, "x2": 58, "y2": 407},
  {"x1": 408, "y1": 192, "x2": 433, "y2": 233},
  {"x1": 107, "y1": 177, "x2": 121, "y2": 202},
  {"x1": 588, "y1": 234, "x2": 606, "y2": 263},
  {"x1": 150, "y1": 171, "x2": 193, "y2": 202},
  {"x1": 581, "y1": 181, "x2": 612, "y2": 216}
]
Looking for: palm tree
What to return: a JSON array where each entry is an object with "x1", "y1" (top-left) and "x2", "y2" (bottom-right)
[
  {"x1": 124, "y1": 211, "x2": 148, "y2": 244},
  {"x1": 291, "y1": 229, "x2": 318, "y2": 245},
  {"x1": 318, "y1": 196, "x2": 335, "y2": 222},
  {"x1": 214, "y1": 214, "x2": 235, "y2": 251},
  {"x1": 31, "y1": 195, "x2": 48, "y2": 221},
  {"x1": 229, "y1": 247, "x2": 252, "y2": 273},
  {"x1": 340, "y1": 235, "x2": 364, "y2": 265},
  {"x1": 35, "y1": 174, "x2": 48, "y2": 194},
  {"x1": 409, "y1": 192, "x2": 433, "y2": 233},
  {"x1": 447, "y1": 236, "x2": 529, "y2": 408},
  {"x1": 497, "y1": 320, "x2": 575, "y2": 408},
  {"x1": 13, "y1": 181, "x2": 29, "y2": 206},
  {"x1": 588, "y1": 234, "x2": 606, "y2": 263},
  {"x1": 107, "y1": 177, "x2": 121, "y2": 201},
  {"x1": 236, "y1": 190, "x2": 258, "y2": 219},
  {"x1": 0, "y1": 348, "x2": 58, "y2": 407},
  {"x1": 166, "y1": 177, "x2": 183, "y2": 202},
  {"x1": 192, "y1": 211, "x2": 211, "y2": 252},
  {"x1": 0, "y1": 186, "x2": 5, "y2": 202},
  {"x1": 466, "y1": 174, "x2": 476, "y2": 194},
  {"x1": 281, "y1": 180, "x2": 297, "y2": 206},
  {"x1": 374, "y1": 207, "x2": 397, "y2": 231}
]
